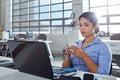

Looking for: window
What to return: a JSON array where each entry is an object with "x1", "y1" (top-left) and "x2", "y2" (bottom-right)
[
  {"x1": 30, "y1": 21, "x2": 39, "y2": 27},
  {"x1": 51, "y1": 4, "x2": 63, "y2": 11},
  {"x1": 40, "y1": 0, "x2": 50, "y2": 5},
  {"x1": 40, "y1": 21, "x2": 50, "y2": 26},
  {"x1": 51, "y1": 0, "x2": 62, "y2": 4},
  {"x1": 52, "y1": 20, "x2": 62, "y2": 26},
  {"x1": 13, "y1": 10, "x2": 20, "y2": 15},
  {"x1": 13, "y1": 0, "x2": 20, "y2": 4},
  {"x1": 90, "y1": 0, "x2": 120, "y2": 34},
  {"x1": 40, "y1": 6, "x2": 49, "y2": 12},
  {"x1": 40, "y1": 13, "x2": 49, "y2": 20},
  {"x1": 51, "y1": 12, "x2": 63, "y2": 19},
  {"x1": 12, "y1": 0, "x2": 72, "y2": 34},
  {"x1": 13, "y1": 4, "x2": 20, "y2": 9},
  {"x1": 30, "y1": 7, "x2": 39, "y2": 13}
]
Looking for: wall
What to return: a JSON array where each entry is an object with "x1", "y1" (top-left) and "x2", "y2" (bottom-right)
[
  {"x1": 68, "y1": 27, "x2": 83, "y2": 45},
  {"x1": 1, "y1": 0, "x2": 12, "y2": 38},
  {"x1": 1, "y1": 0, "x2": 6, "y2": 28},
  {"x1": 5, "y1": 0, "x2": 11, "y2": 31},
  {"x1": 82, "y1": 0, "x2": 89, "y2": 12},
  {"x1": 72, "y1": 0, "x2": 82, "y2": 19},
  {"x1": 47, "y1": 34, "x2": 69, "y2": 54}
]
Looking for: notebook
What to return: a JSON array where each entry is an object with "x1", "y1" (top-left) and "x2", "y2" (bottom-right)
[{"x1": 3, "y1": 40, "x2": 77, "y2": 79}]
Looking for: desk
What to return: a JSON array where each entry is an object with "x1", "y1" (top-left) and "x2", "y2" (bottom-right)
[
  {"x1": 38, "y1": 40, "x2": 53, "y2": 60},
  {"x1": 0, "y1": 67, "x2": 49, "y2": 80},
  {"x1": 0, "y1": 66, "x2": 119, "y2": 80}
]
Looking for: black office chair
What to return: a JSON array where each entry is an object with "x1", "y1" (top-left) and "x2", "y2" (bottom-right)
[
  {"x1": 15, "y1": 34, "x2": 27, "y2": 40},
  {"x1": 109, "y1": 62, "x2": 112, "y2": 75},
  {"x1": 37, "y1": 34, "x2": 47, "y2": 40},
  {"x1": 0, "y1": 42, "x2": 9, "y2": 57}
]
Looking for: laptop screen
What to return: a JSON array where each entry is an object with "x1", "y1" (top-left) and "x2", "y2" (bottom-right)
[{"x1": 7, "y1": 40, "x2": 54, "y2": 79}]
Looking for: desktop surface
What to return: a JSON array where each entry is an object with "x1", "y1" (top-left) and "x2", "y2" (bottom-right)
[
  {"x1": 0, "y1": 40, "x2": 119, "y2": 80},
  {"x1": 0, "y1": 66, "x2": 119, "y2": 80},
  {"x1": 0, "y1": 66, "x2": 49, "y2": 80}
]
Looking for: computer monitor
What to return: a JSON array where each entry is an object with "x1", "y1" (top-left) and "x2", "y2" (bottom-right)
[{"x1": 7, "y1": 40, "x2": 54, "y2": 79}]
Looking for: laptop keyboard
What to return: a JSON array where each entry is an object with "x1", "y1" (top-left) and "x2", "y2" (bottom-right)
[
  {"x1": 53, "y1": 66, "x2": 65, "y2": 74},
  {"x1": 52, "y1": 66, "x2": 76, "y2": 77}
]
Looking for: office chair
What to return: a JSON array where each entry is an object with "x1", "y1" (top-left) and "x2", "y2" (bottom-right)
[
  {"x1": 0, "y1": 42, "x2": 9, "y2": 57},
  {"x1": 109, "y1": 62, "x2": 112, "y2": 75},
  {"x1": 15, "y1": 34, "x2": 27, "y2": 40},
  {"x1": 37, "y1": 34, "x2": 47, "y2": 40},
  {"x1": 110, "y1": 33, "x2": 120, "y2": 40}
]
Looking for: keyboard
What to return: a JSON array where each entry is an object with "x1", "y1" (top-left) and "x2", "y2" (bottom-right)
[
  {"x1": 52, "y1": 66, "x2": 76, "y2": 78},
  {"x1": 53, "y1": 66, "x2": 65, "y2": 74}
]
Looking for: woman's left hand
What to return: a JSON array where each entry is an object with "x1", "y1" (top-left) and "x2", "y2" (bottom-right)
[{"x1": 68, "y1": 45, "x2": 85, "y2": 59}]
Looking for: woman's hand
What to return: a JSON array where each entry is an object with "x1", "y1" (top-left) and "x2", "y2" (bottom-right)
[
  {"x1": 68, "y1": 45, "x2": 85, "y2": 59},
  {"x1": 65, "y1": 45, "x2": 73, "y2": 55}
]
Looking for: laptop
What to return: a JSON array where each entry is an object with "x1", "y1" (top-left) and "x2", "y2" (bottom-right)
[{"x1": 3, "y1": 40, "x2": 76, "y2": 79}]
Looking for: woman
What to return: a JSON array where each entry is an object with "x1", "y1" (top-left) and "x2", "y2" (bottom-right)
[{"x1": 62, "y1": 12, "x2": 112, "y2": 75}]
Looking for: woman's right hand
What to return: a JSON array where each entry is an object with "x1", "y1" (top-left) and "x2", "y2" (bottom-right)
[{"x1": 65, "y1": 45, "x2": 74, "y2": 55}]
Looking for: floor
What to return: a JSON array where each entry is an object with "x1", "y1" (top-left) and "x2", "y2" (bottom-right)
[{"x1": 51, "y1": 54, "x2": 120, "y2": 78}]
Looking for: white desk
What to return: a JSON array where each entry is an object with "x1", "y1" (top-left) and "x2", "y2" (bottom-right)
[
  {"x1": 0, "y1": 66, "x2": 119, "y2": 80},
  {"x1": 38, "y1": 40, "x2": 53, "y2": 60},
  {"x1": 0, "y1": 40, "x2": 7, "y2": 43},
  {"x1": 0, "y1": 67, "x2": 49, "y2": 80},
  {"x1": 0, "y1": 56, "x2": 119, "y2": 80}
]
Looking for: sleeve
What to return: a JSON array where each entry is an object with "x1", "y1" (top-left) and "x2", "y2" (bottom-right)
[{"x1": 96, "y1": 44, "x2": 112, "y2": 75}]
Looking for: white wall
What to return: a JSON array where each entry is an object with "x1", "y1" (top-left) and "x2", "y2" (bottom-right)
[
  {"x1": 68, "y1": 27, "x2": 83, "y2": 45},
  {"x1": 72, "y1": 0, "x2": 82, "y2": 19},
  {"x1": 5, "y1": 0, "x2": 12, "y2": 31},
  {"x1": 1, "y1": 0, "x2": 6, "y2": 27},
  {"x1": 82, "y1": 0, "x2": 89, "y2": 12},
  {"x1": 47, "y1": 34, "x2": 69, "y2": 54}
]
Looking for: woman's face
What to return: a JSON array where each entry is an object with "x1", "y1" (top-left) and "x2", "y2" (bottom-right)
[{"x1": 79, "y1": 17, "x2": 96, "y2": 38}]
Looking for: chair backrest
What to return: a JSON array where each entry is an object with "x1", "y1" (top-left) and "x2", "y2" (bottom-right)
[
  {"x1": 16, "y1": 34, "x2": 27, "y2": 39},
  {"x1": 110, "y1": 33, "x2": 120, "y2": 40},
  {"x1": 38, "y1": 34, "x2": 47, "y2": 40},
  {"x1": 109, "y1": 62, "x2": 112, "y2": 75}
]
